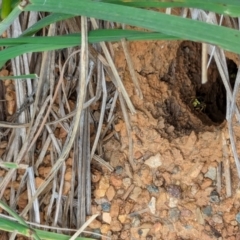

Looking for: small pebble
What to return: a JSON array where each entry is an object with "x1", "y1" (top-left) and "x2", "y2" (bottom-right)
[
  {"x1": 235, "y1": 212, "x2": 240, "y2": 223},
  {"x1": 168, "y1": 197, "x2": 178, "y2": 208},
  {"x1": 99, "y1": 176, "x2": 110, "y2": 190},
  {"x1": 212, "y1": 214, "x2": 223, "y2": 224},
  {"x1": 167, "y1": 184, "x2": 182, "y2": 199},
  {"x1": 180, "y1": 208, "x2": 193, "y2": 217},
  {"x1": 148, "y1": 197, "x2": 156, "y2": 214},
  {"x1": 110, "y1": 219, "x2": 122, "y2": 232},
  {"x1": 106, "y1": 186, "x2": 116, "y2": 201},
  {"x1": 115, "y1": 166, "x2": 123, "y2": 175},
  {"x1": 153, "y1": 176, "x2": 165, "y2": 187},
  {"x1": 118, "y1": 214, "x2": 127, "y2": 223},
  {"x1": 132, "y1": 216, "x2": 141, "y2": 227},
  {"x1": 191, "y1": 184, "x2": 199, "y2": 196},
  {"x1": 147, "y1": 185, "x2": 159, "y2": 193},
  {"x1": 171, "y1": 165, "x2": 181, "y2": 174},
  {"x1": 122, "y1": 178, "x2": 132, "y2": 188},
  {"x1": 110, "y1": 174, "x2": 122, "y2": 188},
  {"x1": 138, "y1": 228, "x2": 150, "y2": 237},
  {"x1": 201, "y1": 179, "x2": 213, "y2": 189},
  {"x1": 210, "y1": 189, "x2": 220, "y2": 203},
  {"x1": 117, "y1": 189, "x2": 125, "y2": 195},
  {"x1": 230, "y1": 220, "x2": 238, "y2": 226},
  {"x1": 130, "y1": 187, "x2": 142, "y2": 201},
  {"x1": 101, "y1": 202, "x2": 111, "y2": 212},
  {"x1": 168, "y1": 207, "x2": 181, "y2": 222},
  {"x1": 134, "y1": 151, "x2": 143, "y2": 160},
  {"x1": 144, "y1": 153, "x2": 162, "y2": 168},
  {"x1": 110, "y1": 201, "x2": 120, "y2": 218},
  {"x1": 204, "y1": 167, "x2": 217, "y2": 180},
  {"x1": 202, "y1": 205, "x2": 212, "y2": 217},
  {"x1": 102, "y1": 212, "x2": 112, "y2": 224},
  {"x1": 100, "y1": 224, "x2": 110, "y2": 234}
]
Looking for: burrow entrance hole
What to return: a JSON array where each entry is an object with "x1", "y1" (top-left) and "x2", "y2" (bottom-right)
[{"x1": 177, "y1": 41, "x2": 237, "y2": 125}]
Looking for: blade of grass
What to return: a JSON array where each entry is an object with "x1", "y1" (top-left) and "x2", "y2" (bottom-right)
[
  {"x1": 0, "y1": 217, "x2": 94, "y2": 240},
  {"x1": 1, "y1": 0, "x2": 12, "y2": 19},
  {"x1": 23, "y1": 0, "x2": 240, "y2": 54},
  {"x1": 0, "y1": 161, "x2": 28, "y2": 169},
  {"x1": 0, "y1": 30, "x2": 179, "y2": 46},
  {"x1": 0, "y1": 30, "x2": 179, "y2": 67},
  {"x1": 21, "y1": 13, "x2": 74, "y2": 36},
  {"x1": 0, "y1": 6, "x2": 22, "y2": 35},
  {"x1": 97, "y1": 0, "x2": 240, "y2": 17},
  {"x1": 0, "y1": 201, "x2": 41, "y2": 240},
  {"x1": 0, "y1": 74, "x2": 38, "y2": 79}
]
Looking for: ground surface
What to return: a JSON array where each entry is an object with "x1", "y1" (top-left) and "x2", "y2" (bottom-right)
[
  {"x1": 89, "y1": 40, "x2": 240, "y2": 239},
  {"x1": 1, "y1": 39, "x2": 240, "y2": 240}
]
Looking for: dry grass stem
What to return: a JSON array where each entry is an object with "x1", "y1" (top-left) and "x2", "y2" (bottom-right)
[
  {"x1": 90, "y1": 17, "x2": 136, "y2": 114},
  {"x1": 93, "y1": 155, "x2": 114, "y2": 172},
  {"x1": 121, "y1": 38, "x2": 143, "y2": 99},
  {"x1": 222, "y1": 132, "x2": 232, "y2": 197}
]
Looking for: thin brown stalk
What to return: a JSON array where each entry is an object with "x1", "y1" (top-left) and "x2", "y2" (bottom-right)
[
  {"x1": 53, "y1": 163, "x2": 66, "y2": 226},
  {"x1": 90, "y1": 65, "x2": 107, "y2": 159},
  {"x1": 201, "y1": 43, "x2": 208, "y2": 84},
  {"x1": 222, "y1": 132, "x2": 232, "y2": 197},
  {"x1": 93, "y1": 155, "x2": 114, "y2": 172},
  {"x1": 121, "y1": 38, "x2": 143, "y2": 99},
  {"x1": 90, "y1": 18, "x2": 136, "y2": 114},
  {"x1": 119, "y1": 93, "x2": 135, "y2": 170}
]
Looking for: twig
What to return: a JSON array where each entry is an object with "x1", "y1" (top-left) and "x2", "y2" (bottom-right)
[
  {"x1": 121, "y1": 38, "x2": 143, "y2": 99},
  {"x1": 122, "y1": 184, "x2": 135, "y2": 200},
  {"x1": 216, "y1": 162, "x2": 222, "y2": 194},
  {"x1": 93, "y1": 155, "x2": 114, "y2": 172},
  {"x1": 90, "y1": 66, "x2": 107, "y2": 159},
  {"x1": 53, "y1": 163, "x2": 66, "y2": 226},
  {"x1": 201, "y1": 43, "x2": 208, "y2": 84},
  {"x1": 69, "y1": 214, "x2": 99, "y2": 240},
  {"x1": 222, "y1": 132, "x2": 232, "y2": 197},
  {"x1": 90, "y1": 18, "x2": 136, "y2": 114},
  {"x1": 107, "y1": 90, "x2": 118, "y2": 122}
]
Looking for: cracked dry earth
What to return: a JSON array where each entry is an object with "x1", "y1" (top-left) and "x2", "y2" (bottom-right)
[{"x1": 89, "y1": 40, "x2": 240, "y2": 240}]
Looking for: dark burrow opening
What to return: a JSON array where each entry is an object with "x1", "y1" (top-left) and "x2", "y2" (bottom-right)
[{"x1": 177, "y1": 41, "x2": 237, "y2": 125}]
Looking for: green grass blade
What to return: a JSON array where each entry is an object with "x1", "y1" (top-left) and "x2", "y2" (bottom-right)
[
  {"x1": 0, "y1": 74, "x2": 38, "y2": 79},
  {"x1": 0, "y1": 162, "x2": 22, "y2": 169},
  {"x1": 0, "y1": 6, "x2": 22, "y2": 35},
  {"x1": 1, "y1": 0, "x2": 12, "y2": 19},
  {"x1": 0, "y1": 201, "x2": 28, "y2": 226},
  {"x1": 23, "y1": 0, "x2": 240, "y2": 54},
  {"x1": 0, "y1": 30, "x2": 179, "y2": 46},
  {"x1": 0, "y1": 218, "x2": 34, "y2": 238},
  {"x1": 21, "y1": 13, "x2": 74, "y2": 36},
  {"x1": 0, "y1": 30, "x2": 179, "y2": 64},
  {"x1": 0, "y1": 217, "x2": 95, "y2": 240},
  {"x1": 96, "y1": 0, "x2": 240, "y2": 17}
]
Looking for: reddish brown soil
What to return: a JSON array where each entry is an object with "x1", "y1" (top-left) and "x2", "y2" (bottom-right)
[{"x1": 90, "y1": 40, "x2": 240, "y2": 240}]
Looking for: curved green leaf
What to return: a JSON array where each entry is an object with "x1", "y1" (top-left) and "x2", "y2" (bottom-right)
[
  {"x1": 96, "y1": 0, "x2": 240, "y2": 17},
  {"x1": 0, "y1": 217, "x2": 94, "y2": 240},
  {"x1": 21, "y1": 13, "x2": 74, "y2": 36},
  {"x1": 0, "y1": 30, "x2": 179, "y2": 64},
  {"x1": 24, "y1": 0, "x2": 240, "y2": 54}
]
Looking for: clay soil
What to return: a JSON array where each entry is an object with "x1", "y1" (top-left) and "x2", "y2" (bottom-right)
[{"x1": 90, "y1": 40, "x2": 240, "y2": 240}]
